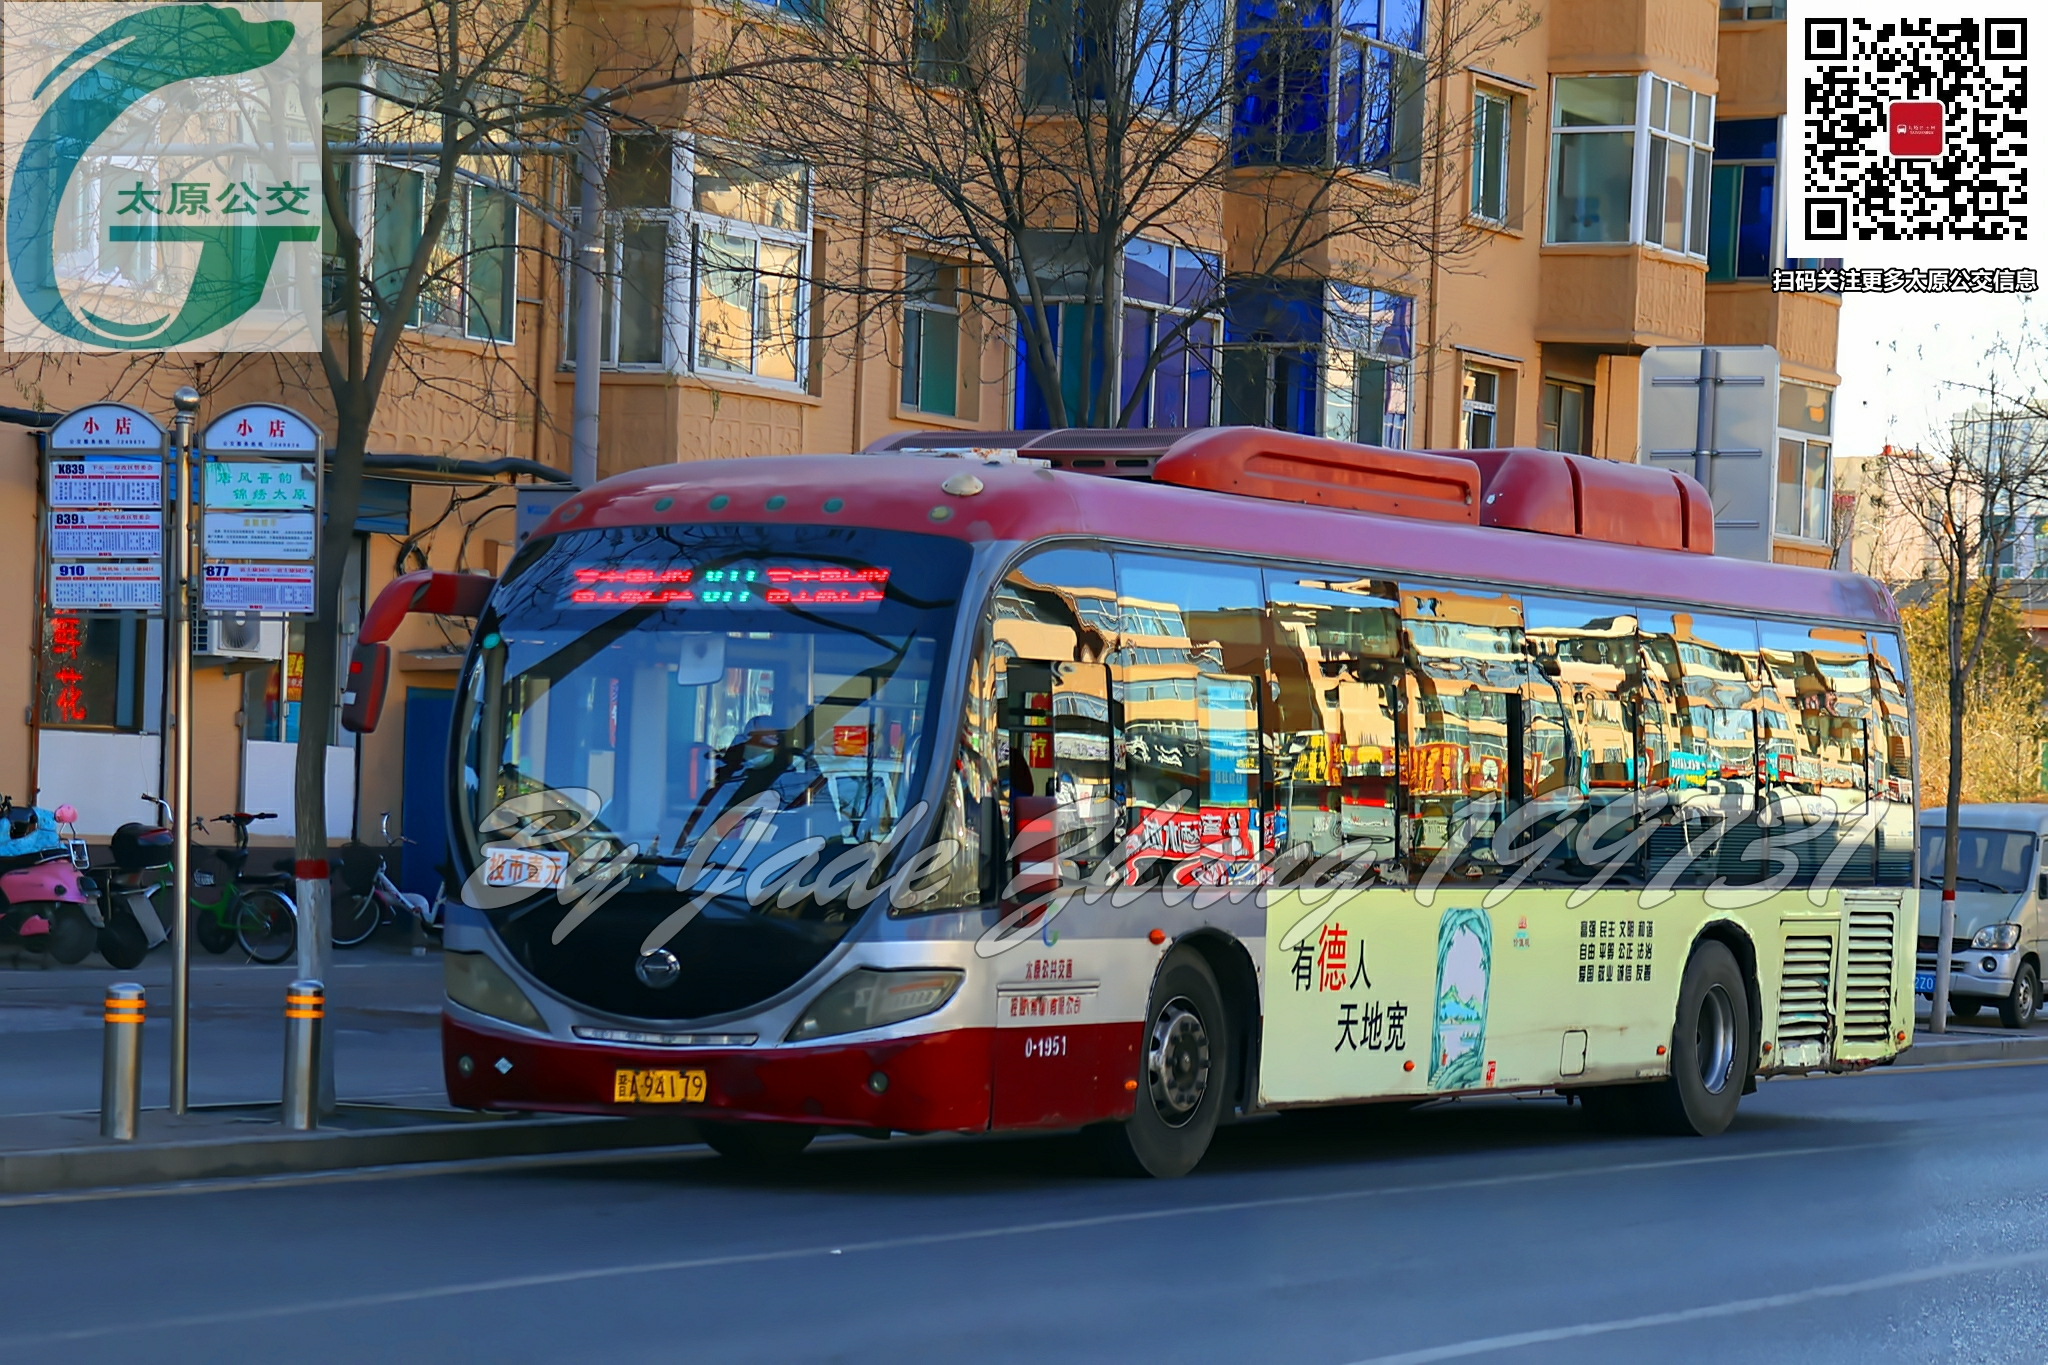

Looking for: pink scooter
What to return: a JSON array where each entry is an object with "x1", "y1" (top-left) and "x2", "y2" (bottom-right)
[{"x1": 0, "y1": 798, "x2": 97, "y2": 965}]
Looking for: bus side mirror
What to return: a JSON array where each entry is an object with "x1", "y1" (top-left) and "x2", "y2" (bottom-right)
[
  {"x1": 1008, "y1": 795, "x2": 1060, "y2": 899},
  {"x1": 2037, "y1": 870, "x2": 2047, "y2": 900},
  {"x1": 340, "y1": 642, "x2": 392, "y2": 734}
]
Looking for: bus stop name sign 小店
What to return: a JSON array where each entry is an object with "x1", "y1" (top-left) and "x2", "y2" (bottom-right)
[{"x1": 199, "y1": 404, "x2": 320, "y2": 615}]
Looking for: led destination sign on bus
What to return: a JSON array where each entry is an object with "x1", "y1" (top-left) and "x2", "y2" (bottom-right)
[{"x1": 565, "y1": 563, "x2": 891, "y2": 609}]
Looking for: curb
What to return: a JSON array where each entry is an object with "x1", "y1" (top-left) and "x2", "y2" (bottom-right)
[
  {"x1": 1893, "y1": 1034, "x2": 2048, "y2": 1067},
  {"x1": 0, "y1": 1110, "x2": 700, "y2": 1195}
]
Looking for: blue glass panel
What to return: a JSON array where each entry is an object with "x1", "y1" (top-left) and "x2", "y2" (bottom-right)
[
  {"x1": 1185, "y1": 320, "x2": 1215, "y2": 424},
  {"x1": 1707, "y1": 163, "x2": 1740, "y2": 281},
  {"x1": 1324, "y1": 283, "x2": 1375, "y2": 351},
  {"x1": 1736, "y1": 163, "x2": 1774, "y2": 279},
  {"x1": 1379, "y1": 291, "x2": 1412, "y2": 358},
  {"x1": 1236, "y1": 0, "x2": 1287, "y2": 27},
  {"x1": 1232, "y1": 31, "x2": 1284, "y2": 164},
  {"x1": 1714, "y1": 117, "x2": 1777, "y2": 163},
  {"x1": 1125, "y1": 239, "x2": 1172, "y2": 304},
  {"x1": 1361, "y1": 43, "x2": 1395, "y2": 167},
  {"x1": 1059, "y1": 301, "x2": 1100, "y2": 423},
  {"x1": 1380, "y1": 0, "x2": 1420, "y2": 48},
  {"x1": 1224, "y1": 278, "x2": 1324, "y2": 343},
  {"x1": 1173, "y1": 247, "x2": 1222, "y2": 310},
  {"x1": 1154, "y1": 322, "x2": 1188, "y2": 426},
  {"x1": 1274, "y1": 350, "x2": 1319, "y2": 433},
  {"x1": 1122, "y1": 306, "x2": 1155, "y2": 426},
  {"x1": 1135, "y1": 0, "x2": 1173, "y2": 109},
  {"x1": 1335, "y1": 41, "x2": 1364, "y2": 164},
  {"x1": 1337, "y1": 0, "x2": 1377, "y2": 36},
  {"x1": 1015, "y1": 307, "x2": 1058, "y2": 428},
  {"x1": 1220, "y1": 349, "x2": 1269, "y2": 424}
]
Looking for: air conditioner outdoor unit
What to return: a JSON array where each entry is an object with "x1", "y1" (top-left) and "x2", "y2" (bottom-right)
[{"x1": 197, "y1": 612, "x2": 285, "y2": 660}]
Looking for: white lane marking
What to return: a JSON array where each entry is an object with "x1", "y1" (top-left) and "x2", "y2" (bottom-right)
[
  {"x1": 0, "y1": 1141, "x2": 1885, "y2": 1348},
  {"x1": 1342, "y1": 1247, "x2": 2048, "y2": 1364}
]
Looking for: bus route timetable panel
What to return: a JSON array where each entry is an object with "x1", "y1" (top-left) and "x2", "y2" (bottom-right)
[
  {"x1": 43, "y1": 404, "x2": 167, "y2": 614},
  {"x1": 198, "y1": 403, "x2": 321, "y2": 616}
]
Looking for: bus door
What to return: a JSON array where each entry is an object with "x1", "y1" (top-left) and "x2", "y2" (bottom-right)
[{"x1": 989, "y1": 546, "x2": 1127, "y2": 1128}]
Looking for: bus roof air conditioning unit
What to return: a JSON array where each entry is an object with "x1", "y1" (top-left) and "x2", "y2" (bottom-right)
[{"x1": 1450, "y1": 448, "x2": 1715, "y2": 554}]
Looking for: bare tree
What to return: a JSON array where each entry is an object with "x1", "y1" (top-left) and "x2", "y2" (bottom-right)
[
  {"x1": 1883, "y1": 402, "x2": 2048, "y2": 1030},
  {"x1": 710, "y1": 0, "x2": 1533, "y2": 429}
]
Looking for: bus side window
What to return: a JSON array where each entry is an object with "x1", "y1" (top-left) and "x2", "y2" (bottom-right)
[
  {"x1": 1116, "y1": 553, "x2": 1265, "y2": 888},
  {"x1": 1870, "y1": 632, "x2": 1915, "y2": 886},
  {"x1": 1759, "y1": 622, "x2": 1876, "y2": 887},
  {"x1": 993, "y1": 547, "x2": 1120, "y2": 884},
  {"x1": 1639, "y1": 611, "x2": 1764, "y2": 887},
  {"x1": 1400, "y1": 586, "x2": 1525, "y2": 884},
  {"x1": 1265, "y1": 571, "x2": 1403, "y2": 884},
  {"x1": 1524, "y1": 597, "x2": 1639, "y2": 880}
]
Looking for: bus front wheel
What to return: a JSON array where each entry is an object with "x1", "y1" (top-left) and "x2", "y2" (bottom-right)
[
  {"x1": 1094, "y1": 947, "x2": 1230, "y2": 1179},
  {"x1": 1642, "y1": 940, "x2": 1750, "y2": 1137}
]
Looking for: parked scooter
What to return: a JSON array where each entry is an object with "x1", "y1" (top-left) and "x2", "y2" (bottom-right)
[
  {"x1": 95, "y1": 794, "x2": 176, "y2": 970},
  {"x1": 0, "y1": 797, "x2": 98, "y2": 965}
]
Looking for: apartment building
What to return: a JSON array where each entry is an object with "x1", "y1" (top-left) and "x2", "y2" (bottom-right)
[{"x1": 0, "y1": 0, "x2": 1837, "y2": 868}]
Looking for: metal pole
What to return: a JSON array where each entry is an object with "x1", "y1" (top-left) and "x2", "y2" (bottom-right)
[
  {"x1": 282, "y1": 979, "x2": 324, "y2": 1130},
  {"x1": 570, "y1": 98, "x2": 607, "y2": 489},
  {"x1": 101, "y1": 983, "x2": 144, "y2": 1140},
  {"x1": 1933, "y1": 889, "x2": 1956, "y2": 1032},
  {"x1": 169, "y1": 386, "x2": 199, "y2": 1114},
  {"x1": 1692, "y1": 347, "x2": 1718, "y2": 492}
]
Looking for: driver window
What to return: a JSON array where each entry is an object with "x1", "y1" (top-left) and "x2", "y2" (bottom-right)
[{"x1": 993, "y1": 547, "x2": 1119, "y2": 883}]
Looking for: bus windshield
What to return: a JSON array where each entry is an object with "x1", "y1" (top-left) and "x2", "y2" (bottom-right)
[{"x1": 456, "y1": 522, "x2": 971, "y2": 1020}]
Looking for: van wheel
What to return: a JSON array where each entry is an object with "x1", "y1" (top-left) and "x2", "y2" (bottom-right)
[
  {"x1": 2000, "y1": 961, "x2": 2039, "y2": 1030},
  {"x1": 1638, "y1": 941, "x2": 1750, "y2": 1136},
  {"x1": 1093, "y1": 947, "x2": 1229, "y2": 1178},
  {"x1": 1949, "y1": 999, "x2": 1983, "y2": 1020}
]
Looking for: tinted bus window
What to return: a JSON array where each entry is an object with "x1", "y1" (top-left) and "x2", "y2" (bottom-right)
[
  {"x1": 1267, "y1": 571, "x2": 1403, "y2": 882},
  {"x1": 1640, "y1": 610, "x2": 1763, "y2": 886},
  {"x1": 1871, "y1": 632, "x2": 1915, "y2": 885},
  {"x1": 994, "y1": 547, "x2": 1119, "y2": 883},
  {"x1": 1524, "y1": 597, "x2": 1638, "y2": 880},
  {"x1": 1402, "y1": 586, "x2": 1525, "y2": 883},
  {"x1": 1759, "y1": 622, "x2": 1876, "y2": 887},
  {"x1": 1116, "y1": 553, "x2": 1266, "y2": 887}
]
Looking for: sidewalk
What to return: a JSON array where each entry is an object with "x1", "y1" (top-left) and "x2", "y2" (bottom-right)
[
  {"x1": 1896, "y1": 1007, "x2": 2048, "y2": 1066},
  {"x1": 0, "y1": 1100, "x2": 699, "y2": 1196}
]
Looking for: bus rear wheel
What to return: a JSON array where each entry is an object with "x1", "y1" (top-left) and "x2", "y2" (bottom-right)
[
  {"x1": 1094, "y1": 947, "x2": 1229, "y2": 1179},
  {"x1": 1638, "y1": 940, "x2": 1750, "y2": 1137}
]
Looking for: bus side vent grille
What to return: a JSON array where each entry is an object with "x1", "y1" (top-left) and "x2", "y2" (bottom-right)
[
  {"x1": 1843, "y1": 909, "x2": 1895, "y2": 1045},
  {"x1": 1777, "y1": 934, "x2": 1835, "y2": 1065}
]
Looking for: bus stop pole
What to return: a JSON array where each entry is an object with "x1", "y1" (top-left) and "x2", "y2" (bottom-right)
[{"x1": 168, "y1": 387, "x2": 199, "y2": 1114}]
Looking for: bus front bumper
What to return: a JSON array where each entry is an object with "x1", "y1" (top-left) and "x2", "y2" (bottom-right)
[{"x1": 441, "y1": 1013, "x2": 995, "y2": 1133}]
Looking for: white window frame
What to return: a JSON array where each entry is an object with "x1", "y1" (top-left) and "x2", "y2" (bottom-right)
[
  {"x1": 1546, "y1": 73, "x2": 1713, "y2": 257},
  {"x1": 1461, "y1": 364, "x2": 1501, "y2": 448},
  {"x1": 1470, "y1": 89, "x2": 1511, "y2": 225}
]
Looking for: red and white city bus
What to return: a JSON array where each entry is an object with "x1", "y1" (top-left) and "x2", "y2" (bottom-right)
[{"x1": 346, "y1": 427, "x2": 1917, "y2": 1176}]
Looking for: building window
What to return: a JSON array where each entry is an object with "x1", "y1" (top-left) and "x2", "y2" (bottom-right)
[
  {"x1": 1232, "y1": 0, "x2": 1424, "y2": 178},
  {"x1": 564, "y1": 138, "x2": 811, "y2": 385},
  {"x1": 1461, "y1": 365, "x2": 1500, "y2": 447},
  {"x1": 902, "y1": 255, "x2": 960, "y2": 416},
  {"x1": 358, "y1": 68, "x2": 518, "y2": 340},
  {"x1": 1547, "y1": 74, "x2": 1712, "y2": 252},
  {"x1": 1719, "y1": 1, "x2": 1783, "y2": 17},
  {"x1": 1775, "y1": 439, "x2": 1829, "y2": 540},
  {"x1": 1027, "y1": 0, "x2": 1227, "y2": 116},
  {"x1": 1707, "y1": 118, "x2": 1776, "y2": 281},
  {"x1": 41, "y1": 614, "x2": 149, "y2": 730},
  {"x1": 1013, "y1": 239, "x2": 1220, "y2": 428},
  {"x1": 1471, "y1": 89, "x2": 1511, "y2": 224},
  {"x1": 1539, "y1": 379, "x2": 1589, "y2": 454},
  {"x1": 1218, "y1": 281, "x2": 1413, "y2": 446}
]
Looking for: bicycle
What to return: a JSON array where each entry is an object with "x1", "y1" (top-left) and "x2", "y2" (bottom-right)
[
  {"x1": 124, "y1": 796, "x2": 300, "y2": 964},
  {"x1": 331, "y1": 814, "x2": 432, "y2": 948}
]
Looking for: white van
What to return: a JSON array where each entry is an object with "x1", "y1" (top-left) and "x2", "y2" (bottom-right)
[{"x1": 1918, "y1": 805, "x2": 2048, "y2": 1028}]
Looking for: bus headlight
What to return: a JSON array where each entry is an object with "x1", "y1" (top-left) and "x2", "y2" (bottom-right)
[
  {"x1": 445, "y1": 950, "x2": 547, "y2": 1031},
  {"x1": 1971, "y1": 924, "x2": 2022, "y2": 951},
  {"x1": 787, "y1": 968, "x2": 964, "y2": 1042}
]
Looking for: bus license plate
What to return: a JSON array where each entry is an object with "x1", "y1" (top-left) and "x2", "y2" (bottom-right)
[
  {"x1": 1915, "y1": 972, "x2": 1935, "y2": 996},
  {"x1": 613, "y1": 1069, "x2": 706, "y2": 1104}
]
